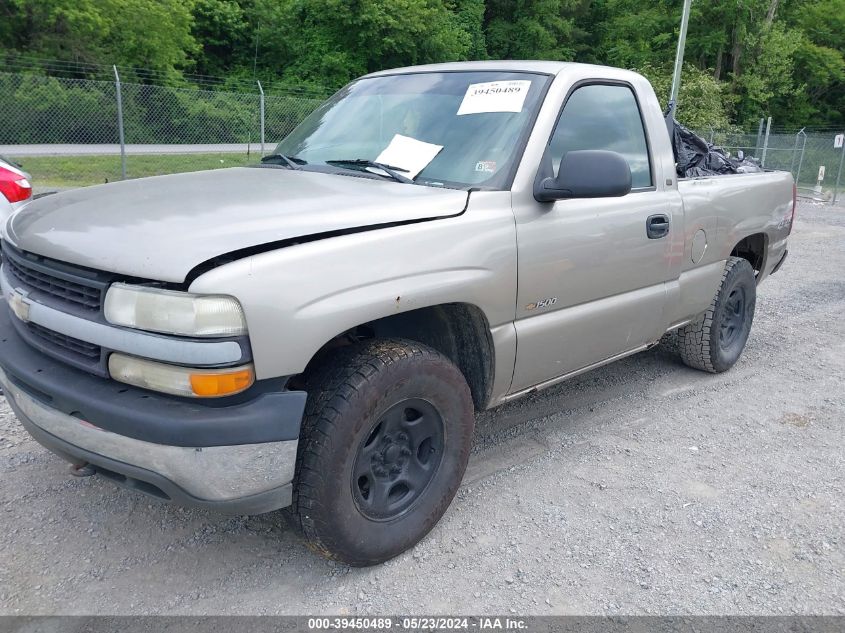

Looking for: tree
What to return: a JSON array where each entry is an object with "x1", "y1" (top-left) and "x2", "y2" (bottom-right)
[
  {"x1": 780, "y1": 0, "x2": 845, "y2": 126},
  {"x1": 449, "y1": 0, "x2": 487, "y2": 60},
  {"x1": 1, "y1": 0, "x2": 198, "y2": 76},
  {"x1": 731, "y1": 23, "x2": 802, "y2": 125},
  {"x1": 591, "y1": 0, "x2": 678, "y2": 69},
  {"x1": 191, "y1": 0, "x2": 250, "y2": 76},
  {"x1": 639, "y1": 63, "x2": 732, "y2": 130},
  {"x1": 106, "y1": 0, "x2": 199, "y2": 76},
  {"x1": 484, "y1": 0, "x2": 580, "y2": 60},
  {"x1": 247, "y1": 0, "x2": 471, "y2": 88},
  {"x1": 1, "y1": 0, "x2": 843, "y2": 128}
]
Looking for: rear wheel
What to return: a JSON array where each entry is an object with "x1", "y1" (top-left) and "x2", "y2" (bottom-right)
[
  {"x1": 291, "y1": 338, "x2": 474, "y2": 566},
  {"x1": 677, "y1": 256, "x2": 756, "y2": 373}
]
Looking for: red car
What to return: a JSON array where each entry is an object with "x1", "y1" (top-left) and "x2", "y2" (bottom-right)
[{"x1": 0, "y1": 156, "x2": 33, "y2": 234}]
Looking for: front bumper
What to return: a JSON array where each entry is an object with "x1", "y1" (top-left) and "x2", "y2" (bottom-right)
[
  {"x1": 1, "y1": 366, "x2": 297, "y2": 513},
  {"x1": 0, "y1": 304, "x2": 306, "y2": 514}
]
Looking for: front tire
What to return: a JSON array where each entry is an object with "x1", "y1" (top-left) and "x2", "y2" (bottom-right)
[
  {"x1": 292, "y1": 339, "x2": 475, "y2": 566},
  {"x1": 677, "y1": 256, "x2": 757, "y2": 373}
]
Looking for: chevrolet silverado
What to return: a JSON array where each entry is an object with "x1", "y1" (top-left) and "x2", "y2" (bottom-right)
[{"x1": 0, "y1": 61, "x2": 794, "y2": 566}]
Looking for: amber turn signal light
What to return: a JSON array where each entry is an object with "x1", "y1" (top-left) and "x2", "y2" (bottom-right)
[
  {"x1": 109, "y1": 354, "x2": 255, "y2": 398},
  {"x1": 190, "y1": 368, "x2": 255, "y2": 397}
]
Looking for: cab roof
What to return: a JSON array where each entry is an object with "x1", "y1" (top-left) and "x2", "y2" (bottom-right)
[{"x1": 363, "y1": 60, "x2": 623, "y2": 78}]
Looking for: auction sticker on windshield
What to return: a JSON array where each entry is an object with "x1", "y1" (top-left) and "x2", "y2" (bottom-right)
[
  {"x1": 375, "y1": 134, "x2": 444, "y2": 179},
  {"x1": 457, "y1": 80, "x2": 532, "y2": 115}
]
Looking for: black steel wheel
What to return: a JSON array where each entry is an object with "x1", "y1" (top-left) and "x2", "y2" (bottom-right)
[
  {"x1": 291, "y1": 339, "x2": 474, "y2": 566},
  {"x1": 678, "y1": 256, "x2": 756, "y2": 373},
  {"x1": 719, "y1": 286, "x2": 747, "y2": 350},
  {"x1": 352, "y1": 398, "x2": 444, "y2": 521}
]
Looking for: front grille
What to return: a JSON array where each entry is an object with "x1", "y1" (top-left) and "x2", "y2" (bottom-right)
[
  {"x1": 26, "y1": 322, "x2": 102, "y2": 362},
  {"x1": 2, "y1": 245, "x2": 105, "y2": 312},
  {"x1": 1, "y1": 242, "x2": 112, "y2": 375}
]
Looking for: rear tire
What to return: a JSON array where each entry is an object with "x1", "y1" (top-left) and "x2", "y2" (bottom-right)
[
  {"x1": 291, "y1": 338, "x2": 474, "y2": 566},
  {"x1": 677, "y1": 256, "x2": 756, "y2": 373}
]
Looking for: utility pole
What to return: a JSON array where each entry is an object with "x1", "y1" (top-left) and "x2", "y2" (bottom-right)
[
  {"x1": 761, "y1": 117, "x2": 772, "y2": 167},
  {"x1": 666, "y1": 0, "x2": 693, "y2": 124}
]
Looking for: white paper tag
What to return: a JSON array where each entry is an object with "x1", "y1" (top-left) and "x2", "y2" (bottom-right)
[
  {"x1": 375, "y1": 134, "x2": 444, "y2": 180},
  {"x1": 456, "y1": 80, "x2": 532, "y2": 116}
]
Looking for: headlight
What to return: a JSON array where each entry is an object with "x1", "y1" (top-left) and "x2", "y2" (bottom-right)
[
  {"x1": 104, "y1": 283, "x2": 247, "y2": 337},
  {"x1": 109, "y1": 354, "x2": 254, "y2": 398}
]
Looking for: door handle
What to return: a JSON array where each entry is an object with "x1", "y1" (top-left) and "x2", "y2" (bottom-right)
[{"x1": 646, "y1": 214, "x2": 670, "y2": 239}]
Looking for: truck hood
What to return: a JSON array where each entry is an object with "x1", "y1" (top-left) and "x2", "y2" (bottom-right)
[{"x1": 5, "y1": 167, "x2": 468, "y2": 283}]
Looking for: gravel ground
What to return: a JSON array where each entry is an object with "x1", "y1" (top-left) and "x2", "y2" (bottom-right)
[{"x1": 0, "y1": 201, "x2": 843, "y2": 616}]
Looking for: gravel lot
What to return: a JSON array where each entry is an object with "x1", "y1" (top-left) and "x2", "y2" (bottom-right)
[{"x1": 1, "y1": 201, "x2": 843, "y2": 616}]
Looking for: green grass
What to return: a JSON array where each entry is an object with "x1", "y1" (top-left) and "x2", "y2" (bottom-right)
[{"x1": 13, "y1": 153, "x2": 257, "y2": 188}]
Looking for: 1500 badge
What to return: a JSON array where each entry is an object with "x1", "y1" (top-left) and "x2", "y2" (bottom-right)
[{"x1": 525, "y1": 297, "x2": 557, "y2": 311}]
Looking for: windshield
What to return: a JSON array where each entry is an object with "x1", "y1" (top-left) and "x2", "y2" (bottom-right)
[{"x1": 272, "y1": 71, "x2": 550, "y2": 189}]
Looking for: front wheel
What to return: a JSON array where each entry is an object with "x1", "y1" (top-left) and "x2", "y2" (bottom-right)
[
  {"x1": 291, "y1": 339, "x2": 475, "y2": 566},
  {"x1": 677, "y1": 256, "x2": 757, "y2": 373}
]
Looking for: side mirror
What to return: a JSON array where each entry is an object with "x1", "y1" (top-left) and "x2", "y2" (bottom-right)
[{"x1": 534, "y1": 149, "x2": 632, "y2": 202}]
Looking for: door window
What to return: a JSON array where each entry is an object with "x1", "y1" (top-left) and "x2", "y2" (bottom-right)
[{"x1": 549, "y1": 84, "x2": 652, "y2": 189}]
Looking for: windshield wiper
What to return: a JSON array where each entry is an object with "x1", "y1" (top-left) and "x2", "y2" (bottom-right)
[
  {"x1": 326, "y1": 159, "x2": 413, "y2": 184},
  {"x1": 260, "y1": 154, "x2": 307, "y2": 169}
]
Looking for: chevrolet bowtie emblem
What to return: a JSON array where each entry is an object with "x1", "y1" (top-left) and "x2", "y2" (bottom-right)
[{"x1": 8, "y1": 288, "x2": 31, "y2": 323}]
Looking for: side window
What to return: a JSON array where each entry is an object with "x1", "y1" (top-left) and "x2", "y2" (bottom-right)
[{"x1": 549, "y1": 84, "x2": 652, "y2": 189}]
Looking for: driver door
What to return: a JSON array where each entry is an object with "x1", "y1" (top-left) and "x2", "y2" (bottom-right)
[{"x1": 510, "y1": 82, "x2": 675, "y2": 393}]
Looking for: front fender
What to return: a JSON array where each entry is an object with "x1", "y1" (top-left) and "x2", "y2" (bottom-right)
[{"x1": 189, "y1": 192, "x2": 517, "y2": 379}]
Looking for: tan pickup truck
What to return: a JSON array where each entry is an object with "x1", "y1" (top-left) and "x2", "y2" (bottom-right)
[{"x1": 0, "y1": 61, "x2": 794, "y2": 566}]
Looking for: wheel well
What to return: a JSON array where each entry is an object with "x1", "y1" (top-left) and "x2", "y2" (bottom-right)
[
  {"x1": 296, "y1": 303, "x2": 495, "y2": 410},
  {"x1": 731, "y1": 233, "x2": 767, "y2": 277}
]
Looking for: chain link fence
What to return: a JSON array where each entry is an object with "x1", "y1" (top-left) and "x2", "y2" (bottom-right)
[
  {"x1": 694, "y1": 125, "x2": 845, "y2": 204},
  {"x1": 0, "y1": 70, "x2": 326, "y2": 188},
  {"x1": 1, "y1": 69, "x2": 843, "y2": 204}
]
